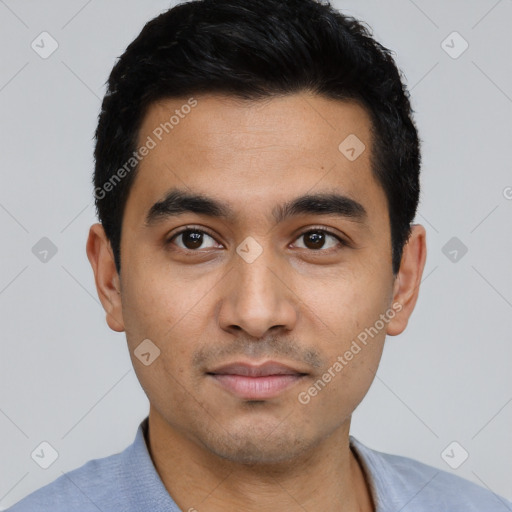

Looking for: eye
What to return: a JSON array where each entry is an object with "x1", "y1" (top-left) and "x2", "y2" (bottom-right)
[
  {"x1": 166, "y1": 226, "x2": 347, "y2": 253},
  {"x1": 293, "y1": 228, "x2": 345, "y2": 251},
  {"x1": 167, "y1": 227, "x2": 220, "y2": 251}
]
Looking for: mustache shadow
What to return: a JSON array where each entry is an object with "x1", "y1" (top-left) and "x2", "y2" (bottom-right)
[{"x1": 192, "y1": 334, "x2": 324, "y2": 371}]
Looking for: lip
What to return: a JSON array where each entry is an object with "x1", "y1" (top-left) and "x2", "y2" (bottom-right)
[{"x1": 207, "y1": 361, "x2": 307, "y2": 400}]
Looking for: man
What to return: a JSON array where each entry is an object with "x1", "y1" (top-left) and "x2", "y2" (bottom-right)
[{"x1": 7, "y1": 0, "x2": 511, "y2": 510}]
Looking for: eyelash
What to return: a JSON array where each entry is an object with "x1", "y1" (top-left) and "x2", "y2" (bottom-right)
[{"x1": 166, "y1": 225, "x2": 348, "y2": 253}]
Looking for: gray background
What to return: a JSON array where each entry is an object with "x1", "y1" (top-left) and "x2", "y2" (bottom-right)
[{"x1": 1, "y1": 0, "x2": 511, "y2": 507}]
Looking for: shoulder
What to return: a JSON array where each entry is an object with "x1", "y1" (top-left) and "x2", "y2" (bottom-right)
[
  {"x1": 5, "y1": 418, "x2": 177, "y2": 512},
  {"x1": 5, "y1": 451, "x2": 127, "y2": 512},
  {"x1": 350, "y1": 436, "x2": 512, "y2": 512}
]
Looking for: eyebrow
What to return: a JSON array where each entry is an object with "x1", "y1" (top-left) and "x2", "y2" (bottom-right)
[{"x1": 144, "y1": 187, "x2": 367, "y2": 227}]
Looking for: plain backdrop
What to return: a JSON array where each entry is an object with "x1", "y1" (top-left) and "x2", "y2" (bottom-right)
[{"x1": 0, "y1": 0, "x2": 511, "y2": 508}]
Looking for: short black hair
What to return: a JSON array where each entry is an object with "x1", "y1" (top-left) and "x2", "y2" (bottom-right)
[{"x1": 93, "y1": 0, "x2": 421, "y2": 276}]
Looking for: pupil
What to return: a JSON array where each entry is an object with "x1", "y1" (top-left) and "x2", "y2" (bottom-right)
[
  {"x1": 184, "y1": 231, "x2": 203, "y2": 249},
  {"x1": 305, "y1": 232, "x2": 324, "y2": 249}
]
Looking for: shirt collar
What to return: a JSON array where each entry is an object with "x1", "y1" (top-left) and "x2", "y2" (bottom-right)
[{"x1": 118, "y1": 416, "x2": 181, "y2": 511}]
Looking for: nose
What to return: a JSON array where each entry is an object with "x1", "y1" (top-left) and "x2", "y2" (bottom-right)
[{"x1": 217, "y1": 247, "x2": 298, "y2": 339}]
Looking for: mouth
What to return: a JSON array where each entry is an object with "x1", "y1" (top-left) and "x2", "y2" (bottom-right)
[{"x1": 206, "y1": 361, "x2": 308, "y2": 400}]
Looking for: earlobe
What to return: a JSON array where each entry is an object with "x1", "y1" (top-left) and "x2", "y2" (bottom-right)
[
  {"x1": 86, "y1": 223, "x2": 125, "y2": 333},
  {"x1": 386, "y1": 224, "x2": 427, "y2": 336}
]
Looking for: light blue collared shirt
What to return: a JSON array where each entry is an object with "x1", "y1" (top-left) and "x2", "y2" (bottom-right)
[{"x1": 6, "y1": 417, "x2": 511, "y2": 511}]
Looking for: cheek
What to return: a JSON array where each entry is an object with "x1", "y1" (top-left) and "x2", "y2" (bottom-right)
[
  {"x1": 303, "y1": 270, "x2": 390, "y2": 334},
  {"x1": 121, "y1": 260, "x2": 213, "y2": 341},
  {"x1": 334, "y1": 348, "x2": 383, "y2": 409},
  {"x1": 303, "y1": 268, "x2": 391, "y2": 387},
  {"x1": 121, "y1": 273, "x2": 216, "y2": 384}
]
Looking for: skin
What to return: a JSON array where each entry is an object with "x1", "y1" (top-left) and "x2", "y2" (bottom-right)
[{"x1": 87, "y1": 92, "x2": 426, "y2": 512}]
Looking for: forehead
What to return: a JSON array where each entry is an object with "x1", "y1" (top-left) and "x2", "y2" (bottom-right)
[{"x1": 124, "y1": 92, "x2": 387, "y2": 228}]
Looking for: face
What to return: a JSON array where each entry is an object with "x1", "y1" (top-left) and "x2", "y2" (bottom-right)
[{"x1": 88, "y1": 92, "x2": 425, "y2": 465}]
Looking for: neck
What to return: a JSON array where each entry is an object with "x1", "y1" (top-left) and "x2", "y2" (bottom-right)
[{"x1": 146, "y1": 408, "x2": 374, "y2": 512}]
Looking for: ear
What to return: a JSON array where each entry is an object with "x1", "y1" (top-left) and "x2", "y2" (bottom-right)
[
  {"x1": 86, "y1": 223, "x2": 125, "y2": 332},
  {"x1": 386, "y1": 224, "x2": 427, "y2": 336}
]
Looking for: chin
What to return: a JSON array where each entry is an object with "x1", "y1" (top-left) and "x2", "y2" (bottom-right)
[{"x1": 199, "y1": 420, "x2": 314, "y2": 466}]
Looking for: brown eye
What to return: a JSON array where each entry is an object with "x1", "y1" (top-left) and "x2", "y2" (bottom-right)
[
  {"x1": 294, "y1": 229, "x2": 342, "y2": 251},
  {"x1": 170, "y1": 229, "x2": 218, "y2": 251},
  {"x1": 304, "y1": 231, "x2": 325, "y2": 249}
]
